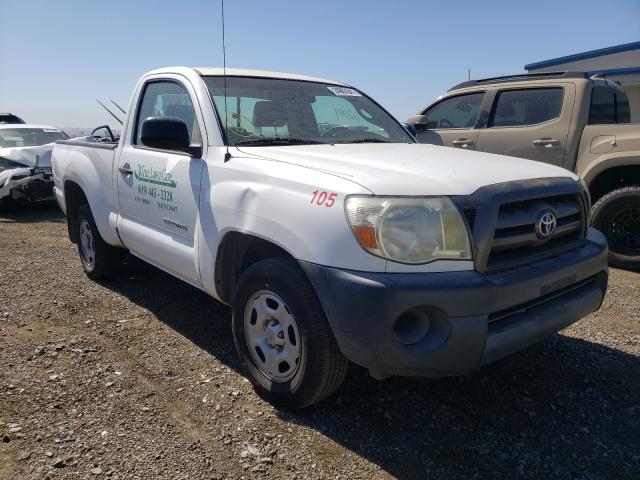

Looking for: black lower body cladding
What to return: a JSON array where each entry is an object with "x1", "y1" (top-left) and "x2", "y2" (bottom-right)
[{"x1": 300, "y1": 228, "x2": 608, "y2": 378}]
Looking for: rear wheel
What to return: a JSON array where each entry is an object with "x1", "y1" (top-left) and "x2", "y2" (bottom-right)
[
  {"x1": 75, "y1": 204, "x2": 123, "y2": 279},
  {"x1": 232, "y1": 257, "x2": 349, "y2": 409},
  {"x1": 591, "y1": 186, "x2": 640, "y2": 270}
]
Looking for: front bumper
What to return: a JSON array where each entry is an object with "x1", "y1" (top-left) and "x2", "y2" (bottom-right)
[
  {"x1": 0, "y1": 172, "x2": 53, "y2": 202},
  {"x1": 300, "y1": 228, "x2": 608, "y2": 378}
]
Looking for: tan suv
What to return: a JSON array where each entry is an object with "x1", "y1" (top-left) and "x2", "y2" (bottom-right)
[{"x1": 407, "y1": 71, "x2": 640, "y2": 269}]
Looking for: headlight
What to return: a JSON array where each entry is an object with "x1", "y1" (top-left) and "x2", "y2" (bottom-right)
[{"x1": 345, "y1": 196, "x2": 471, "y2": 264}]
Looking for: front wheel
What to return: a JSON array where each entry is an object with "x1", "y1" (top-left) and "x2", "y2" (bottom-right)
[
  {"x1": 232, "y1": 257, "x2": 349, "y2": 409},
  {"x1": 591, "y1": 186, "x2": 640, "y2": 270}
]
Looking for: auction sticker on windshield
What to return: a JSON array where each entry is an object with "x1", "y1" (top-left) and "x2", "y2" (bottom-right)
[{"x1": 327, "y1": 86, "x2": 361, "y2": 96}]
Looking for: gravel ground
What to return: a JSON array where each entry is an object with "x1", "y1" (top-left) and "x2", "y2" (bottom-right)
[{"x1": 1, "y1": 204, "x2": 639, "y2": 480}]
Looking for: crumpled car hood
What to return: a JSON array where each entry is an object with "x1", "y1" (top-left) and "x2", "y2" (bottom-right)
[
  {"x1": 0, "y1": 143, "x2": 54, "y2": 169},
  {"x1": 0, "y1": 157, "x2": 26, "y2": 173},
  {"x1": 0, "y1": 166, "x2": 32, "y2": 186}
]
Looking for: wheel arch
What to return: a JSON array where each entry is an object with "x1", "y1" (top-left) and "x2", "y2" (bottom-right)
[
  {"x1": 64, "y1": 180, "x2": 89, "y2": 243},
  {"x1": 214, "y1": 231, "x2": 302, "y2": 305},
  {"x1": 584, "y1": 161, "x2": 640, "y2": 204}
]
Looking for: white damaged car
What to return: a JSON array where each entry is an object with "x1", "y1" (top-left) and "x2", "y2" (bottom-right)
[{"x1": 0, "y1": 124, "x2": 69, "y2": 207}]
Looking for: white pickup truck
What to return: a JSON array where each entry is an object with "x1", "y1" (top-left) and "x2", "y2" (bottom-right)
[{"x1": 52, "y1": 67, "x2": 608, "y2": 408}]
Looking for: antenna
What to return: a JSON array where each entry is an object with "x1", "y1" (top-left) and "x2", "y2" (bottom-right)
[
  {"x1": 96, "y1": 100, "x2": 123, "y2": 125},
  {"x1": 110, "y1": 100, "x2": 126, "y2": 115},
  {"x1": 221, "y1": 0, "x2": 231, "y2": 162}
]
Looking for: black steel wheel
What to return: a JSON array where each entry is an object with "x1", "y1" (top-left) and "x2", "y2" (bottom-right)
[{"x1": 591, "y1": 186, "x2": 640, "y2": 270}]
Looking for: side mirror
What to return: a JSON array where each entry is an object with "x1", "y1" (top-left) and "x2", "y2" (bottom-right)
[
  {"x1": 406, "y1": 114, "x2": 429, "y2": 132},
  {"x1": 140, "y1": 117, "x2": 198, "y2": 156},
  {"x1": 401, "y1": 122, "x2": 417, "y2": 137}
]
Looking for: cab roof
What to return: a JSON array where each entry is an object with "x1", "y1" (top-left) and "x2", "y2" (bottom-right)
[
  {"x1": 193, "y1": 67, "x2": 348, "y2": 86},
  {"x1": 145, "y1": 66, "x2": 349, "y2": 87}
]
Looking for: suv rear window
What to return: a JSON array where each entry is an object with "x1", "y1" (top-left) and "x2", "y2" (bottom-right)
[
  {"x1": 489, "y1": 88, "x2": 563, "y2": 127},
  {"x1": 589, "y1": 86, "x2": 630, "y2": 124}
]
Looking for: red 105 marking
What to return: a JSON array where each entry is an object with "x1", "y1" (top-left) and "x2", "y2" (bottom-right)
[{"x1": 311, "y1": 190, "x2": 337, "y2": 207}]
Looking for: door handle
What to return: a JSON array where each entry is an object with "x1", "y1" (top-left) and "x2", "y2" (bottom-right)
[
  {"x1": 119, "y1": 163, "x2": 133, "y2": 175},
  {"x1": 452, "y1": 139, "x2": 473, "y2": 148},
  {"x1": 532, "y1": 138, "x2": 560, "y2": 147}
]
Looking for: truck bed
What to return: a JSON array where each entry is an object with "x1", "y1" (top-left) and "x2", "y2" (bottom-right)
[
  {"x1": 51, "y1": 139, "x2": 121, "y2": 246},
  {"x1": 576, "y1": 123, "x2": 640, "y2": 178}
]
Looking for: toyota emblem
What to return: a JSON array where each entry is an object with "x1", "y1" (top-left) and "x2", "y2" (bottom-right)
[{"x1": 536, "y1": 211, "x2": 557, "y2": 239}]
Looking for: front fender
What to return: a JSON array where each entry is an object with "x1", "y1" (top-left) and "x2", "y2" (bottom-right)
[{"x1": 196, "y1": 156, "x2": 386, "y2": 297}]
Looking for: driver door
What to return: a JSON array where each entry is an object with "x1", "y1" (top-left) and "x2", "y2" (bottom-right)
[
  {"x1": 413, "y1": 92, "x2": 485, "y2": 150},
  {"x1": 117, "y1": 78, "x2": 206, "y2": 285}
]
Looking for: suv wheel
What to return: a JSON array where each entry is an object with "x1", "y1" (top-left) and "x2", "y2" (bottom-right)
[
  {"x1": 232, "y1": 257, "x2": 349, "y2": 408},
  {"x1": 591, "y1": 186, "x2": 640, "y2": 270}
]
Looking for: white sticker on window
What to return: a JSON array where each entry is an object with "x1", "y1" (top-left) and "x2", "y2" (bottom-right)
[
  {"x1": 43, "y1": 129, "x2": 61, "y2": 133},
  {"x1": 327, "y1": 86, "x2": 361, "y2": 97}
]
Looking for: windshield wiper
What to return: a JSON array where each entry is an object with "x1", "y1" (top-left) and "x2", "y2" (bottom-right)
[
  {"x1": 336, "y1": 138, "x2": 391, "y2": 144},
  {"x1": 234, "y1": 137, "x2": 323, "y2": 146}
]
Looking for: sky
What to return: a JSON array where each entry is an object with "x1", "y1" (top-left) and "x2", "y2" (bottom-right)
[{"x1": 1, "y1": 0, "x2": 639, "y2": 129}]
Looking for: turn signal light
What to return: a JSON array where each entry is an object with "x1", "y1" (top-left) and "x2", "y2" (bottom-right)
[{"x1": 352, "y1": 226, "x2": 378, "y2": 249}]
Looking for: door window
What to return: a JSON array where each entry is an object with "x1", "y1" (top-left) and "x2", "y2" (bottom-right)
[
  {"x1": 489, "y1": 88, "x2": 563, "y2": 127},
  {"x1": 422, "y1": 92, "x2": 484, "y2": 129},
  {"x1": 135, "y1": 81, "x2": 201, "y2": 146},
  {"x1": 589, "y1": 86, "x2": 631, "y2": 124}
]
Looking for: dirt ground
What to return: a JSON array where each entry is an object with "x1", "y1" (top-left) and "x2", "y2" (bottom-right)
[{"x1": 1, "y1": 204, "x2": 638, "y2": 480}]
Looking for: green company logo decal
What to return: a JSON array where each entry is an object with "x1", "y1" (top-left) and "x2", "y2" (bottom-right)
[{"x1": 134, "y1": 164, "x2": 177, "y2": 188}]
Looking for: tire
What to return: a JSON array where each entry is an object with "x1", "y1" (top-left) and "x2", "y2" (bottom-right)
[
  {"x1": 75, "y1": 204, "x2": 123, "y2": 280},
  {"x1": 591, "y1": 186, "x2": 640, "y2": 270},
  {"x1": 232, "y1": 257, "x2": 349, "y2": 409}
]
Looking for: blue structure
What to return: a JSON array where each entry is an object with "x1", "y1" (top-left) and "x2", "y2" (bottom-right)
[{"x1": 526, "y1": 42, "x2": 640, "y2": 121}]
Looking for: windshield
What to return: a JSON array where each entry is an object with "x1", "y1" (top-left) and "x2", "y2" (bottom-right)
[
  {"x1": 0, "y1": 128, "x2": 69, "y2": 148},
  {"x1": 203, "y1": 76, "x2": 413, "y2": 146}
]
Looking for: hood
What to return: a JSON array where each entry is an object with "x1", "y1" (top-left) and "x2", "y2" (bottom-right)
[
  {"x1": 236, "y1": 143, "x2": 578, "y2": 196},
  {"x1": 0, "y1": 143, "x2": 53, "y2": 169}
]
